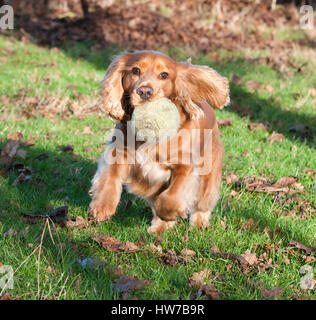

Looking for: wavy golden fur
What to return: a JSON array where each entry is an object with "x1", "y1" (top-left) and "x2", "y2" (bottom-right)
[{"x1": 90, "y1": 51, "x2": 229, "y2": 234}]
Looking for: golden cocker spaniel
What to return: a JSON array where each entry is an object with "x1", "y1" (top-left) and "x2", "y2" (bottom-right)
[{"x1": 89, "y1": 51, "x2": 230, "y2": 234}]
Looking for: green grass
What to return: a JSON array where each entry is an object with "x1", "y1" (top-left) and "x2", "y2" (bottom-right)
[{"x1": 0, "y1": 34, "x2": 315, "y2": 300}]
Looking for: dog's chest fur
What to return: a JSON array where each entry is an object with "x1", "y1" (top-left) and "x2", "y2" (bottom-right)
[{"x1": 125, "y1": 161, "x2": 171, "y2": 199}]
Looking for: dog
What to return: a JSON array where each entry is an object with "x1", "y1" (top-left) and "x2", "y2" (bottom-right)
[{"x1": 89, "y1": 50, "x2": 230, "y2": 234}]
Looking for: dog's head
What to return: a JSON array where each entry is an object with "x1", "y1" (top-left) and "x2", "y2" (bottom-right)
[{"x1": 100, "y1": 50, "x2": 230, "y2": 121}]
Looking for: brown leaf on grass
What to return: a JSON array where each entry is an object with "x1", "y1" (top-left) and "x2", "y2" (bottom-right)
[
  {"x1": 293, "y1": 200, "x2": 316, "y2": 219},
  {"x1": 113, "y1": 276, "x2": 150, "y2": 294},
  {"x1": 240, "y1": 218, "x2": 259, "y2": 231},
  {"x1": 0, "y1": 294, "x2": 12, "y2": 300},
  {"x1": 198, "y1": 284, "x2": 220, "y2": 300},
  {"x1": 224, "y1": 172, "x2": 239, "y2": 185},
  {"x1": 260, "y1": 287, "x2": 283, "y2": 299},
  {"x1": 188, "y1": 269, "x2": 211, "y2": 287},
  {"x1": 0, "y1": 140, "x2": 20, "y2": 165},
  {"x1": 288, "y1": 240, "x2": 313, "y2": 255},
  {"x1": 1, "y1": 95, "x2": 10, "y2": 107},
  {"x1": 267, "y1": 132, "x2": 284, "y2": 145},
  {"x1": 272, "y1": 176, "x2": 298, "y2": 188},
  {"x1": 82, "y1": 126, "x2": 94, "y2": 135},
  {"x1": 7, "y1": 132, "x2": 24, "y2": 142},
  {"x1": 149, "y1": 243, "x2": 163, "y2": 255},
  {"x1": 179, "y1": 248, "x2": 196, "y2": 261},
  {"x1": 231, "y1": 75, "x2": 242, "y2": 85},
  {"x1": 188, "y1": 269, "x2": 220, "y2": 300},
  {"x1": 241, "y1": 250, "x2": 258, "y2": 266},
  {"x1": 210, "y1": 245, "x2": 221, "y2": 253},
  {"x1": 247, "y1": 122, "x2": 269, "y2": 131},
  {"x1": 161, "y1": 249, "x2": 178, "y2": 266},
  {"x1": 302, "y1": 255, "x2": 316, "y2": 263},
  {"x1": 220, "y1": 217, "x2": 228, "y2": 230},
  {"x1": 92, "y1": 235, "x2": 139, "y2": 253},
  {"x1": 309, "y1": 88, "x2": 316, "y2": 97},
  {"x1": 242, "y1": 175, "x2": 299, "y2": 194},
  {"x1": 63, "y1": 216, "x2": 89, "y2": 229},
  {"x1": 265, "y1": 84, "x2": 274, "y2": 93},
  {"x1": 217, "y1": 118, "x2": 233, "y2": 128},
  {"x1": 245, "y1": 80, "x2": 262, "y2": 91},
  {"x1": 263, "y1": 227, "x2": 281, "y2": 240},
  {"x1": 302, "y1": 168, "x2": 316, "y2": 179},
  {"x1": 21, "y1": 206, "x2": 88, "y2": 229},
  {"x1": 230, "y1": 190, "x2": 239, "y2": 198},
  {"x1": 110, "y1": 265, "x2": 125, "y2": 278},
  {"x1": 210, "y1": 251, "x2": 249, "y2": 269}
]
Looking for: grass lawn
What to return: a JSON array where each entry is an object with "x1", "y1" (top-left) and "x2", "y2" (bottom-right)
[{"x1": 0, "y1": 34, "x2": 315, "y2": 300}]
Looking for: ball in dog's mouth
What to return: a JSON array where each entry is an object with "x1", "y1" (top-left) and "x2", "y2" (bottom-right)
[{"x1": 131, "y1": 97, "x2": 180, "y2": 144}]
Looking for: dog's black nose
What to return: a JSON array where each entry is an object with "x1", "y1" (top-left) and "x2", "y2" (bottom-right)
[{"x1": 136, "y1": 86, "x2": 153, "y2": 101}]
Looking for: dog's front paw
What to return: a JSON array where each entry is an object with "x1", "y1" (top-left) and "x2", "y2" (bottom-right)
[
  {"x1": 153, "y1": 192, "x2": 188, "y2": 221},
  {"x1": 89, "y1": 200, "x2": 115, "y2": 223},
  {"x1": 147, "y1": 217, "x2": 176, "y2": 234}
]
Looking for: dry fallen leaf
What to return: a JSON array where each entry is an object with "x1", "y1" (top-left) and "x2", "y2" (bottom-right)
[
  {"x1": 260, "y1": 287, "x2": 283, "y2": 299},
  {"x1": 288, "y1": 240, "x2": 313, "y2": 255},
  {"x1": 245, "y1": 80, "x2": 262, "y2": 91},
  {"x1": 302, "y1": 168, "x2": 316, "y2": 179},
  {"x1": 267, "y1": 132, "x2": 284, "y2": 145},
  {"x1": 247, "y1": 122, "x2": 269, "y2": 131},
  {"x1": 224, "y1": 173, "x2": 239, "y2": 185},
  {"x1": 113, "y1": 276, "x2": 150, "y2": 294},
  {"x1": 217, "y1": 118, "x2": 233, "y2": 128},
  {"x1": 240, "y1": 218, "x2": 259, "y2": 231},
  {"x1": 272, "y1": 176, "x2": 298, "y2": 188},
  {"x1": 83, "y1": 126, "x2": 94, "y2": 135},
  {"x1": 188, "y1": 269, "x2": 211, "y2": 287},
  {"x1": 92, "y1": 235, "x2": 139, "y2": 253},
  {"x1": 210, "y1": 251, "x2": 249, "y2": 269},
  {"x1": 242, "y1": 175, "x2": 299, "y2": 194},
  {"x1": 210, "y1": 245, "x2": 221, "y2": 253},
  {"x1": 231, "y1": 74, "x2": 242, "y2": 85},
  {"x1": 265, "y1": 84, "x2": 274, "y2": 93},
  {"x1": 309, "y1": 88, "x2": 316, "y2": 97},
  {"x1": 0, "y1": 140, "x2": 21, "y2": 165},
  {"x1": 188, "y1": 269, "x2": 220, "y2": 300},
  {"x1": 179, "y1": 248, "x2": 196, "y2": 261},
  {"x1": 7, "y1": 132, "x2": 24, "y2": 141},
  {"x1": 241, "y1": 250, "x2": 258, "y2": 266},
  {"x1": 220, "y1": 217, "x2": 228, "y2": 230}
]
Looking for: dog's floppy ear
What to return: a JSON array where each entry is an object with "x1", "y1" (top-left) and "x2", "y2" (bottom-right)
[
  {"x1": 100, "y1": 53, "x2": 131, "y2": 121},
  {"x1": 175, "y1": 58, "x2": 230, "y2": 119}
]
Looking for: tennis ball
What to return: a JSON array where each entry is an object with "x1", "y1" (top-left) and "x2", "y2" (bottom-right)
[{"x1": 131, "y1": 97, "x2": 180, "y2": 144}]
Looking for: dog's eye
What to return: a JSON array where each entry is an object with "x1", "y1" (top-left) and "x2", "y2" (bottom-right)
[
  {"x1": 159, "y1": 72, "x2": 168, "y2": 80},
  {"x1": 132, "y1": 67, "x2": 141, "y2": 75}
]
